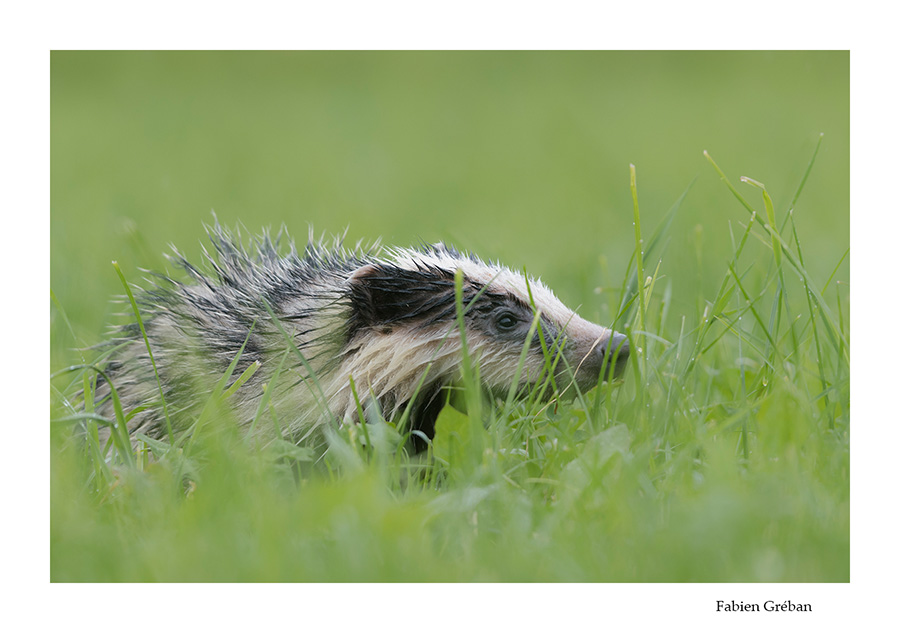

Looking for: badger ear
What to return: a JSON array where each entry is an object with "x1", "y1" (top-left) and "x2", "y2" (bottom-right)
[
  {"x1": 347, "y1": 264, "x2": 383, "y2": 330},
  {"x1": 348, "y1": 263, "x2": 380, "y2": 283}
]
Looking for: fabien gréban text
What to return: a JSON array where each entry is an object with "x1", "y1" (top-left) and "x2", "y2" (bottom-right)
[{"x1": 717, "y1": 601, "x2": 812, "y2": 613}]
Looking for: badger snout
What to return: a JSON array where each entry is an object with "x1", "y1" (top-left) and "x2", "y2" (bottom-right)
[
  {"x1": 560, "y1": 324, "x2": 630, "y2": 393},
  {"x1": 598, "y1": 331, "x2": 629, "y2": 379}
]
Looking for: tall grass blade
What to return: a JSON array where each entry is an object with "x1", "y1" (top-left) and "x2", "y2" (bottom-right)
[{"x1": 112, "y1": 261, "x2": 175, "y2": 443}]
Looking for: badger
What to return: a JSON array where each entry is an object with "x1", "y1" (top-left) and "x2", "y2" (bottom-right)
[{"x1": 92, "y1": 223, "x2": 629, "y2": 453}]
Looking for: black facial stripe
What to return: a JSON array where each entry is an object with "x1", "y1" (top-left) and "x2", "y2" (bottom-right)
[
  {"x1": 347, "y1": 263, "x2": 559, "y2": 359},
  {"x1": 347, "y1": 264, "x2": 492, "y2": 338},
  {"x1": 526, "y1": 315, "x2": 559, "y2": 351}
]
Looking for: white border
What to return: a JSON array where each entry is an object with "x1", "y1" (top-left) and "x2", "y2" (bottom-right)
[{"x1": 4, "y1": 0, "x2": 893, "y2": 630}]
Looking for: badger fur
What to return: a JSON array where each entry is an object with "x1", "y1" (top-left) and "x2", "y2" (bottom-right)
[{"x1": 94, "y1": 224, "x2": 629, "y2": 451}]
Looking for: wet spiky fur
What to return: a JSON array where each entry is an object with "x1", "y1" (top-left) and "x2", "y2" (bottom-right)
[{"x1": 93, "y1": 223, "x2": 628, "y2": 451}]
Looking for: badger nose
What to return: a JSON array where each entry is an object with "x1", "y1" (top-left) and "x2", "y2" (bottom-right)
[{"x1": 599, "y1": 331, "x2": 629, "y2": 378}]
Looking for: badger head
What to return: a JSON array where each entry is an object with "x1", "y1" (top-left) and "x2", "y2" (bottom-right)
[{"x1": 335, "y1": 244, "x2": 629, "y2": 446}]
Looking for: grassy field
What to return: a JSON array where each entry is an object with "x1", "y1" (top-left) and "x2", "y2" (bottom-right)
[{"x1": 50, "y1": 51, "x2": 849, "y2": 582}]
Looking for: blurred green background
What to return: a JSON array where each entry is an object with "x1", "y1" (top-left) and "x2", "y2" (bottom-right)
[{"x1": 51, "y1": 51, "x2": 848, "y2": 364}]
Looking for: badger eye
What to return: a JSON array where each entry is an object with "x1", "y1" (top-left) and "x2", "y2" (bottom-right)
[{"x1": 496, "y1": 312, "x2": 519, "y2": 331}]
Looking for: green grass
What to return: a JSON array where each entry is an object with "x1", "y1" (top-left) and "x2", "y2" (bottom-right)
[{"x1": 50, "y1": 51, "x2": 849, "y2": 582}]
